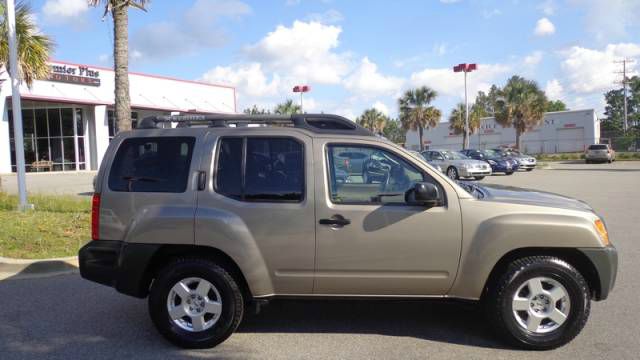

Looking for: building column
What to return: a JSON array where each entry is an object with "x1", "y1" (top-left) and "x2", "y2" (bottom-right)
[
  {"x1": 93, "y1": 105, "x2": 109, "y2": 168},
  {"x1": 0, "y1": 97, "x2": 11, "y2": 173}
]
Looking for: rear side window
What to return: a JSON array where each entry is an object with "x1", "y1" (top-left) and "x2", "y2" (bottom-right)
[
  {"x1": 108, "y1": 137, "x2": 195, "y2": 193},
  {"x1": 215, "y1": 137, "x2": 304, "y2": 202},
  {"x1": 588, "y1": 144, "x2": 608, "y2": 150}
]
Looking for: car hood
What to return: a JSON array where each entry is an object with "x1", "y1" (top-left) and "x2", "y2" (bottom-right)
[
  {"x1": 447, "y1": 159, "x2": 487, "y2": 166},
  {"x1": 477, "y1": 183, "x2": 593, "y2": 212}
]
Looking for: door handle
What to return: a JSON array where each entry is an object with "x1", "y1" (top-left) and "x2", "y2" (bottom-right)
[
  {"x1": 319, "y1": 215, "x2": 351, "y2": 227},
  {"x1": 197, "y1": 171, "x2": 207, "y2": 191}
]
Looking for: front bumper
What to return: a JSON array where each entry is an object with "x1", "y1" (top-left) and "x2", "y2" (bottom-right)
[
  {"x1": 459, "y1": 168, "x2": 492, "y2": 177},
  {"x1": 79, "y1": 240, "x2": 160, "y2": 298},
  {"x1": 579, "y1": 246, "x2": 618, "y2": 301}
]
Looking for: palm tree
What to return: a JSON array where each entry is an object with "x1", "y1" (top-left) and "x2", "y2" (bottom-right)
[
  {"x1": 448, "y1": 103, "x2": 486, "y2": 148},
  {"x1": 398, "y1": 86, "x2": 441, "y2": 151},
  {"x1": 494, "y1": 76, "x2": 547, "y2": 150},
  {"x1": 356, "y1": 108, "x2": 388, "y2": 135},
  {"x1": 0, "y1": 2, "x2": 53, "y2": 87},
  {"x1": 88, "y1": 1, "x2": 148, "y2": 132},
  {"x1": 274, "y1": 99, "x2": 301, "y2": 115}
]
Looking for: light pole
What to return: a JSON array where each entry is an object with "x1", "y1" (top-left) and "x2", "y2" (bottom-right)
[
  {"x1": 293, "y1": 85, "x2": 310, "y2": 113},
  {"x1": 6, "y1": 0, "x2": 31, "y2": 210},
  {"x1": 453, "y1": 63, "x2": 477, "y2": 149}
]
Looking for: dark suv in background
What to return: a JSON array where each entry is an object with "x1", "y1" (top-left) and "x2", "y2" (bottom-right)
[{"x1": 460, "y1": 149, "x2": 518, "y2": 175}]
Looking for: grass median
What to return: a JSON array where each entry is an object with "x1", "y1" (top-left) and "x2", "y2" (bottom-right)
[{"x1": 0, "y1": 192, "x2": 90, "y2": 259}]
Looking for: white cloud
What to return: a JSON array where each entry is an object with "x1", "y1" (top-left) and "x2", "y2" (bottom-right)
[
  {"x1": 130, "y1": 0, "x2": 251, "y2": 61},
  {"x1": 305, "y1": 9, "x2": 344, "y2": 24},
  {"x1": 538, "y1": 0, "x2": 556, "y2": 15},
  {"x1": 545, "y1": 79, "x2": 564, "y2": 100},
  {"x1": 409, "y1": 63, "x2": 511, "y2": 101},
  {"x1": 482, "y1": 8, "x2": 502, "y2": 19},
  {"x1": 244, "y1": 21, "x2": 351, "y2": 85},
  {"x1": 575, "y1": 0, "x2": 640, "y2": 41},
  {"x1": 372, "y1": 101, "x2": 389, "y2": 116},
  {"x1": 534, "y1": 17, "x2": 556, "y2": 36},
  {"x1": 343, "y1": 57, "x2": 404, "y2": 97},
  {"x1": 524, "y1": 51, "x2": 543, "y2": 65},
  {"x1": 433, "y1": 43, "x2": 448, "y2": 56},
  {"x1": 201, "y1": 63, "x2": 282, "y2": 98},
  {"x1": 42, "y1": 0, "x2": 89, "y2": 23},
  {"x1": 560, "y1": 43, "x2": 640, "y2": 94}
]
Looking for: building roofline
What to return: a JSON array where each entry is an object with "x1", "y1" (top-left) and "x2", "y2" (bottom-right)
[
  {"x1": 478, "y1": 108, "x2": 595, "y2": 121},
  {"x1": 50, "y1": 59, "x2": 236, "y2": 90}
]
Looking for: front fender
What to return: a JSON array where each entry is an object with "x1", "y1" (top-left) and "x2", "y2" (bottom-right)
[{"x1": 449, "y1": 201, "x2": 603, "y2": 299}]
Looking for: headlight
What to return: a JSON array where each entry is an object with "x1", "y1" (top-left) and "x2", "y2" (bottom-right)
[
  {"x1": 488, "y1": 160, "x2": 497, "y2": 165},
  {"x1": 594, "y1": 219, "x2": 610, "y2": 246}
]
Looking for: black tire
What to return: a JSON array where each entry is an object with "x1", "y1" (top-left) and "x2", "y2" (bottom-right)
[
  {"x1": 149, "y1": 257, "x2": 244, "y2": 349},
  {"x1": 608, "y1": 159, "x2": 612, "y2": 163},
  {"x1": 526, "y1": 168, "x2": 533, "y2": 172},
  {"x1": 447, "y1": 166, "x2": 459, "y2": 180},
  {"x1": 506, "y1": 171, "x2": 514, "y2": 176},
  {"x1": 485, "y1": 256, "x2": 590, "y2": 350},
  {"x1": 474, "y1": 176, "x2": 485, "y2": 180}
]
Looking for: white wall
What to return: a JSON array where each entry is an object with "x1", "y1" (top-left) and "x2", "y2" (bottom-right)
[{"x1": 406, "y1": 109, "x2": 599, "y2": 154}]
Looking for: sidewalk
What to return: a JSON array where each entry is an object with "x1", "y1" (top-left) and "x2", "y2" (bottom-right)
[{"x1": 0, "y1": 171, "x2": 96, "y2": 196}]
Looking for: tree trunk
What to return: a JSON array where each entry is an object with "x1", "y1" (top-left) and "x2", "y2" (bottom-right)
[
  {"x1": 113, "y1": 3, "x2": 131, "y2": 132},
  {"x1": 462, "y1": 130, "x2": 468, "y2": 150},
  {"x1": 418, "y1": 126, "x2": 424, "y2": 151},
  {"x1": 515, "y1": 129, "x2": 522, "y2": 150}
]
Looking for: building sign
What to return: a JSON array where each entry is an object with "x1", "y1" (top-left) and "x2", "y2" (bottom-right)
[
  {"x1": 564, "y1": 123, "x2": 577, "y2": 128},
  {"x1": 48, "y1": 64, "x2": 101, "y2": 86}
]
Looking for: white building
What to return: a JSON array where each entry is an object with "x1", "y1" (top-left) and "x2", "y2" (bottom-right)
[
  {"x1": 405, "y1": 109, "x2": 600, "y2": 154},
  {"x1": 0, "y1": 60, "x2": 236, "y2": 173}
]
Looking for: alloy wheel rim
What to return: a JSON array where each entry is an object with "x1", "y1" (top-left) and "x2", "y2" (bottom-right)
[
  {"x1": 447, "y1": 168, "x2": 457, "y2": 179},
  {"x1": 166, "y1": 277, "x2": 223, "y2": 332},
  {"x1": 512, "y1": 276, "x2": 571, "y2": 334}
]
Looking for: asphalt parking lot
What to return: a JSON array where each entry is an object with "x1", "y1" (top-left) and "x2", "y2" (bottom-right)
[{"x1": 1, "y1": 161, "x2": 638, "y2": 359}]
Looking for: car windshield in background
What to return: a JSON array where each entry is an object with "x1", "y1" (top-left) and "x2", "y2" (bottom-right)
[
  {"x1": 482, "y1": 149, "x2": 503, "y2": 158},
  {"x1": 589, "y1": 145, "x2": 608, "y2": 150},
  {"x1": 442, "y1": 151, "x2": 468, "y2": 160}
]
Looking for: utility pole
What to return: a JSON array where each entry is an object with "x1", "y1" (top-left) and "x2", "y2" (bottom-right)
[
  {"x1": 614, "y1": 58, "x2": 635, "y2": 133},
  {"x1": 6, "y1": 0, "x2": 31, "y2": 210}
]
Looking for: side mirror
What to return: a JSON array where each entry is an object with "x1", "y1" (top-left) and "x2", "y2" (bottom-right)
[{"x1": 406, "y1": 182, "x2": 441, "y2": 207}]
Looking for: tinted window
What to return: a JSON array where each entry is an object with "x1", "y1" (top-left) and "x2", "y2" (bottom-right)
[
  {"x1": 215, "y1": 137, "x2": 304, "y2": 202},
  {"x1": 328, "y1": 145, "x2": 424, "y2": 204},
  {"x1": 588, "y1": 144, "x2": 608, "y2": 150},
  {"x1": 109, "y1": 137, "x2": 195, "y2": 192},
  {"x1": 245, "y1": 138, "x2": 304, "y2": 201}
]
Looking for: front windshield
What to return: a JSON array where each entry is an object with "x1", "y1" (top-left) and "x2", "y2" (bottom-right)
[
  {"x1": 482, "y1": 149, "x2": 504, "y2": 158},
  {"x1": 441, "y1": 151, "x2": 468, "y2": 160}
]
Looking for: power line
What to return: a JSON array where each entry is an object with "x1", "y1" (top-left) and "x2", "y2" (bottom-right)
[{"x1": 614, "y1": 58, "x2": 635, "y2": 132}]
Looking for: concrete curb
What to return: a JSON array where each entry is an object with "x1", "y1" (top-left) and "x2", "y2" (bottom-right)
[{"x1": 0, "y1": 256, "x2": 78, "y2": 281}]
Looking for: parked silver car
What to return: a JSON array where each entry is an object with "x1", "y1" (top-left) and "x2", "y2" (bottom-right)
[
  {"x1": 496, "y1": 148, "x2": 537, "y2": 171},
  {"x1": 585, "y1": 144, "x2": 616, "y2": 163},
  {"x1": 408, "y1": 150, "x2": 443, "y2": 173},
  {"x1": 421, "y1": 149, "x2": 492, "y2": 180}
]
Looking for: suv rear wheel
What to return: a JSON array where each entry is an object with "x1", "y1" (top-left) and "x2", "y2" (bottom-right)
[
  {"x1": 148, "y1": 258, "x2": 244, "y2": 349},
  {"x1": 486, "y1": 256, "x2": 590, "y2": 350}
]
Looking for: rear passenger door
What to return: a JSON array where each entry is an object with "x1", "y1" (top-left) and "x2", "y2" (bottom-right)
[
  {"x1": 98, "y1": 131, "x2": 204, "y2": 244},
  {"x1": 195, "y1": 133, "x2": 316, "y2": 296}
]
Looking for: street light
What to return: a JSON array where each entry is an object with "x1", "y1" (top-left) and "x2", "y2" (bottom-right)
[
  {"x1": 453, "y1": 63, "x2": 477, "y2": 149},
  {"x1": 293, "y1": 85, "x2": 310, "y2": 113}
]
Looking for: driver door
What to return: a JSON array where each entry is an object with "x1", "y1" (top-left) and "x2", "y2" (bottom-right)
[{"x1": 313, "y1": 140, "x2": 462, "y2": 295}]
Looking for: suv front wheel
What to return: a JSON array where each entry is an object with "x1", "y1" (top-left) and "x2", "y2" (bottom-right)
[
  {"x1": 486, "y1": 256, "x2": 590, "y2": 350},
  {"x1": 148, "y1": 258, "x2": 244, "y2": 349}
]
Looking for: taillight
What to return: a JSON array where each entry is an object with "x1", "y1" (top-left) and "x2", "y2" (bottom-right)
[{"x1": 91, "y1": 193, "x2": 101, "y2": 241}]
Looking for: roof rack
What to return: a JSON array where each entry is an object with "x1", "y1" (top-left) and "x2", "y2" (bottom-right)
[{"x1": 136, "y1": 113, "x2": 373, "y2": 136}]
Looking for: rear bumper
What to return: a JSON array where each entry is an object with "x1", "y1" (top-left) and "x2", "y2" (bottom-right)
[
  {"x1": 79, "y1": 240, "x2": 160, "y2": 298},
  {"x1": 578, "y1": 246, "x2": 618, "y2": 301},
  {"x1": 586, "y1": 154, "x2": 612, "y2": 161}
]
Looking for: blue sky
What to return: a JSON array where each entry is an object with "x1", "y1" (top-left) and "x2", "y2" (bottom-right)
[{"x1": 35, "y1": 0, "x2": 640, "y2": 119}]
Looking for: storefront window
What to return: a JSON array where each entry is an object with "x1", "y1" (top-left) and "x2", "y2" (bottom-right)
[
  {"x1": 108, "y1": 110, "x2": 139, "y2": 140},
  {"x1": 8, "y1": 106, "x2": 87, "y2": 172}
]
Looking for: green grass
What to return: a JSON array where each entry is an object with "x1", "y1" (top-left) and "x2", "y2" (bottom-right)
[
  {"x1": 0, "y1": 192, "x2": 90, "y2": 259},
  {"x1": 534, "y1": 152, "x2": 640, "y2": 161}
]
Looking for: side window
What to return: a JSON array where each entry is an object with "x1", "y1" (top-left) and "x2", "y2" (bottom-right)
[
  {"x1": 108, "y1": 137, "x2": 195, "y2": 193},
  {"x1": 216, "y1": 138, "x2": 243, "y2": 200},
  {"x1": 328, "y1": 145, "x2": 425, "y2": 204},
  {"x1": 215, "y1": 137, "x2": 305, "y2": 202}
]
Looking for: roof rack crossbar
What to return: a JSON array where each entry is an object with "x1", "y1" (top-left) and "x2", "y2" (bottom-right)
[{"x1": 136, "y1": 114, "x2": 374, "y2": 136}]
